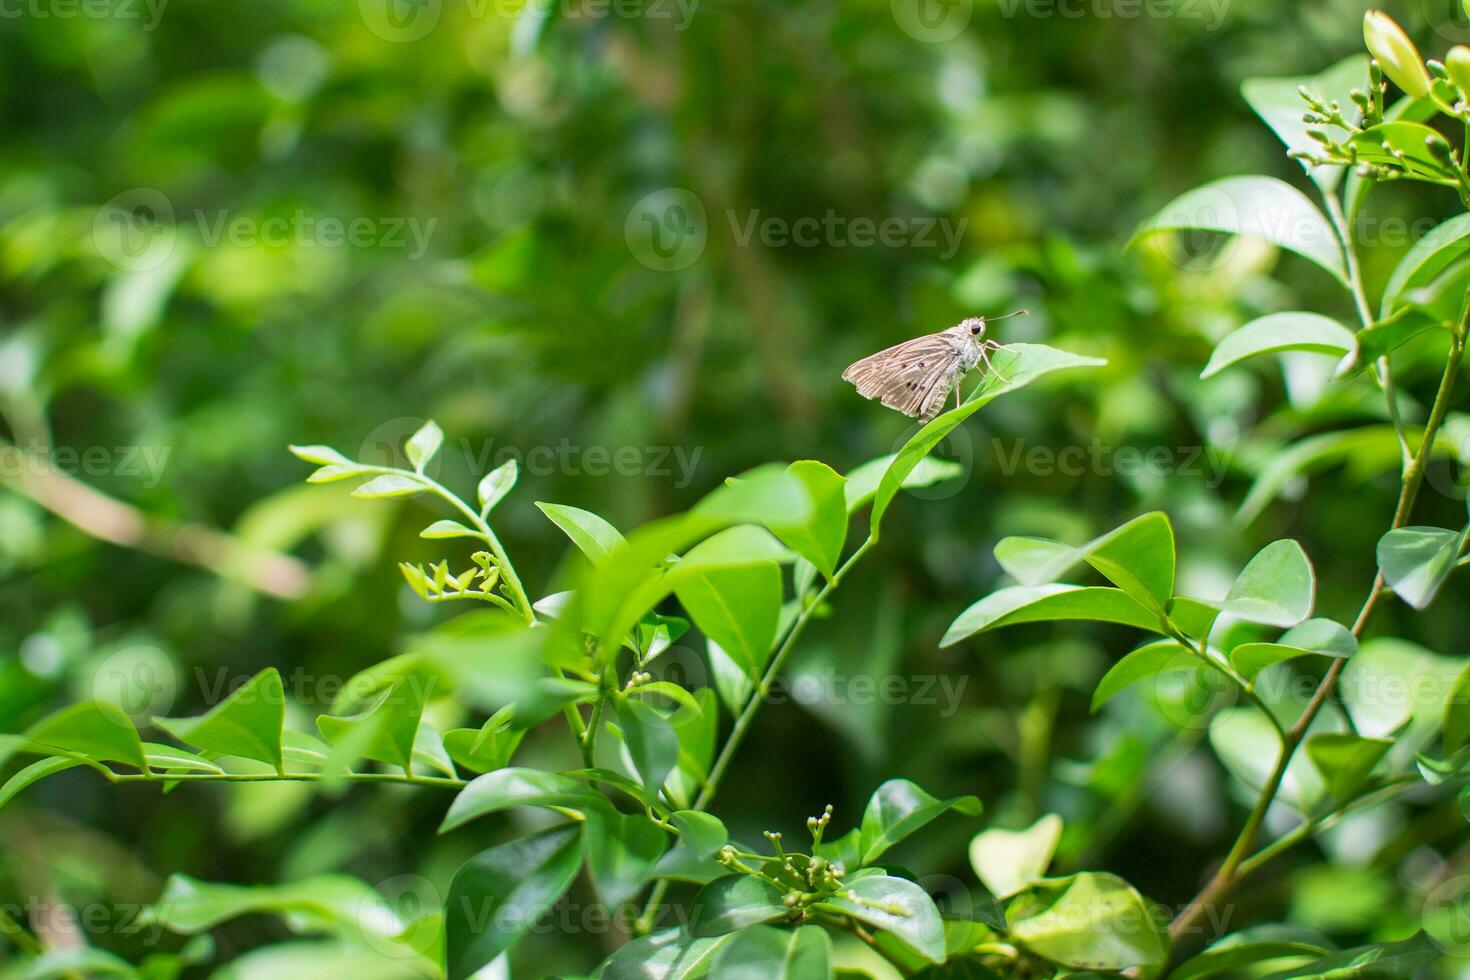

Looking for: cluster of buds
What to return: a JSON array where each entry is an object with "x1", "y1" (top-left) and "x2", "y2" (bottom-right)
[
  {"x1": 622, "y1": 670, "x2": 653, "y2": 690},
  {"x1": 711, "y1": 807, "x2": 852, "y2": 920},
  {"x1": 397, "y1": 550, "x2": 508, "y2": 605}
]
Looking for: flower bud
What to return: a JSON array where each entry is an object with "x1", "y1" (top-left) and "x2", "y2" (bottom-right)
[
  {"x1": 1364, "y1": 11, "x2": 1432, "y2": 100},
  {"x1": 1447, "y1": 46, "x2": 1470, "y2": 97}
]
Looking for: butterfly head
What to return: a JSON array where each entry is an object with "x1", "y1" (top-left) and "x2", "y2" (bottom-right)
[{"x1": 966, "y1": 308, "x2": 1028, "y2": 338}]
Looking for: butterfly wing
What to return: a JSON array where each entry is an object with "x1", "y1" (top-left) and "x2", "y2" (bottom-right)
[{"x1": 842, "y1": 333, "x2": 960, "y2": 421}]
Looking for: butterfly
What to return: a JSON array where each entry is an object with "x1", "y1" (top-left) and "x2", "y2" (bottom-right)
[{"x1": 842, "y1": 311, "x2": 1027, "y2": 422}]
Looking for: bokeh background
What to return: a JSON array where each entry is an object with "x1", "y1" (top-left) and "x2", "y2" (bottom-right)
[{"x1": 4, "y1": 0, "x2": 1470, "y2": 973}]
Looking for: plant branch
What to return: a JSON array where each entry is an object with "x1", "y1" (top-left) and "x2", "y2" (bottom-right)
[
  {"x1": 634, "y1": 536, "x2": 877, "y2": 932},
  {"x1": 1170, "y1": 294, "x2": 1469, "y2": 945},
  {"x1": 0, "y1": 438, "x2": 312, "y2": 600}
]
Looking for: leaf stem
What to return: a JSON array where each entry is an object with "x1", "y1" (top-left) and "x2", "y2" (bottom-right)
[
  {"x1": 1323, "y1": 190, "x2": 1413, "y2": 465},
  {"x1": 106, "y1": 769, "x2": 467, "y2": 787}
]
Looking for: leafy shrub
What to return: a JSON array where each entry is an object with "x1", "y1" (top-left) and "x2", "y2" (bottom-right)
[{"x1": 7, "y1": 9, "x2": 1470, "y2": 980}]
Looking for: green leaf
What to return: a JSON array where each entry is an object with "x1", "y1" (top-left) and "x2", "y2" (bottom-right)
[
  {"x1": 1222, "y1": 540, "x2": 1314, "y2": 628},
  {"x1": 288, "y1": 444, "x2": 350, "y2": 466},
  {"x1": 24, "y1": 701, "x2": 146, "y2": 768},
  {"x1": 155, "y1": 668, "x2": 285, "y2": 771},
  {"x1": 442, "y1": 708, "x2": 524, "y2": 773},
  {"x1": 141, "y1": 874, "x2": 424, "y2": 960},
  {"x1": 616, "y1": 697, "x2": 680, "y2": 799},
  {"x1": 1377, "y1": 526, "x2": 1465, "y2": 610},
  {"x1": 440, "y1": 768, "x2": 608, "y2": 832},
  {"x1": 969, "y1": 813, "x2": 1062, "y2": 899},
  {"x1": 1091, "y1": 640, "x2": 1199, "y2": 711},
  {"x1": 858, "y1": 778, "x2": 983, "y2": 865},
  {"x1": 1241, "y1": 55, "x2": 1368, "y2": 193},
  {"x1": 1236, "y1": 426, "x2": 1412, "y2": 526},
  {"x1": 1342, "y1": 638, "x2": 1461, "y2": 761},
  {"x1": 536, "y1": 502, "x2": 627, "y2": 565},
  {"x1": 1229, "y1": 618, "x2": 1357, "y2": 682},
  {"x1": 1445, "y1": 661, "x2": 1470, "y2": 755},
  {"x1": 995, "y1": 512, "x2": 1175, "y2": 614},
  {"x1": 1168, "y1": 926, "x2": 1329, "y2": 980},
  {"x1": 675, "y1": 563, "x2": 782, "y2": 682},
  {"x1": 941, "y1": 586, "x2": 1160, "y2": 648},
  {"x1": 142, "y1": 742, "x2": 226, "y2": 774},
  {"x1": 1006, "y1": 872, "x2": 1168, "y2": 972},
  {"x1": 404, "y1": 420, "x2": 443, "y2": 473},
  {"x1": 816, "y1": 874, "x2": 945, "y2": 963},
  {"x1": 1209, "y1": 707, "x2": 1323, "y2": 812},
  {"x1": 598, "y1": 929, "x2": 734, "y2": 979},
  {"x1": 708, "y1": 925, "x2": 833, "y2": 979},
  {"x1": 477, "y1": 460, "x2": 518, "y2": 516},
  {"x1": 688, "y1": 875, "x2": 789, "y2": 936},
  {"x1": 1132, "y1": 176, "x2": 1348, "y2": 284},
  {"x1": 1347, "y1": 122, "x2": 1455, "y2": 182},
  {"x1": 707, "y1": 637, "x2": 754, "y2": 715},
  {"x1": 1381, "y1": 212, "x2": 1470, "y2": 317},
  {"x1": 777, "y1": 460, "x2": 848, "y2": 580},
  {"x1": 844, "y1": 456, "x2": 963, "y2": 514},
  {"x1": 351, "y1": 474, "x2": 425, "y2": 499},
  {"x1": 305, "y1": 462, "x2": 374, "y2": 483},
  {"x1": 316, "y1": 675, "x2": 429, "y2": 773},
  {"x1": 1201, "y1": 313, "x2": 1356, "y2": 379},
  {"x1": 584, "y1": 808, "x2": 668, "y2": 907},
  {"x1": 653, "y1": 811, "x2": 730, "y2": 885},
  {"x1": 1305, "y1": 733, "x2": 1392, "y2": 801},
  {"x1": 421, "y1": 519, "x2": 480, "y2": 540},
  {"x1": 444, "y1": 824, "x2": 585, "y2": 979},
  {"x1": 0, "y1": 756, "x2": 83, "y2": 811},
  {"x1": 870, "y1": 344, "x2": 1105, "y2": 536},
  {"x1": 1260, "y1": 931, "x2": 1438, "y2": 978}
]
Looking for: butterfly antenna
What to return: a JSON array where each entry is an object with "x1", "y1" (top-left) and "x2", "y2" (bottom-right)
[{"x1": 987, "y1": 308, "x2": 1028, "y2": 321}]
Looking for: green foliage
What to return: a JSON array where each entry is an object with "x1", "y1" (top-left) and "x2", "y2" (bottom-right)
[{"x1": 7, "y1": 3, "x2": 1470, "y2": 978}]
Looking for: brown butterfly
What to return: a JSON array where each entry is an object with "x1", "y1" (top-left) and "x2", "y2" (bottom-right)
[{"x1": 842, "y1": 311, "x2": 1027, "y2": 422}]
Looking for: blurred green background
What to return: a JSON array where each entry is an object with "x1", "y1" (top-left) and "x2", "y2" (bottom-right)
[{"x1": 4, "y1": 0, "x2": 1470, "y2": 973}]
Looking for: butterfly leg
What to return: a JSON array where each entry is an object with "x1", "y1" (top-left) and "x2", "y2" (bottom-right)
[{"x1": 978, "y1": 342, "x2": 1009, "y2": 383}]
